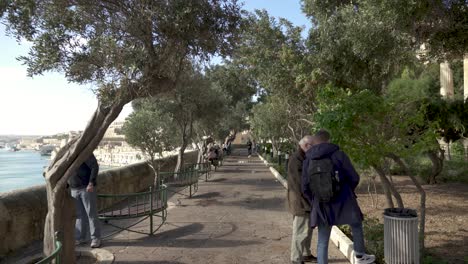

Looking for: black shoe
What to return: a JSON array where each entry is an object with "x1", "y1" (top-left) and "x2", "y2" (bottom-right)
[{"x1": 303, "y1": 255, "x2": 318, "y2": 263}]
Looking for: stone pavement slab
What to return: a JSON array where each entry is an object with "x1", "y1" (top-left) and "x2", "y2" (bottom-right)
[{"x1": 101, "y1": 149, "x2": 349, "y2": 264}]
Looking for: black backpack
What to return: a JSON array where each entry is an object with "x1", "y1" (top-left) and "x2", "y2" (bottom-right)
[{"x1": 307, "y1": 156, "x2": 340, "y2": 202}]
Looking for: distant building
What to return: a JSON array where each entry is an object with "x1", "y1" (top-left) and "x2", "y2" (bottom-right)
[{"x1": 95, "y1": 121, "x2": 143, "y2": 166}]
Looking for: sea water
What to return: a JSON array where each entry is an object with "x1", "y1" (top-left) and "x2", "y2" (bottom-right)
[
  {"x1": 0, "y1": 149, "x2": 117, "y2": 194},
  {"x1": 0, "y1": 149, "x2": 50, "y2": 193}
]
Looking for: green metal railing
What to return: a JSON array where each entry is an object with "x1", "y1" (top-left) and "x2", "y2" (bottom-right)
[
  {"x1": 160, "y1": 164, "x2": 200, "y2": 197},
  {"x1": 35, "y1": 232, "x2": 62, "y2": 264},
  {"x1": 187, "y1": 162, "x2": 212, "y2": 181},
  {"x1": 98, "y1": 184, "x2": 168, "y2": 236}
]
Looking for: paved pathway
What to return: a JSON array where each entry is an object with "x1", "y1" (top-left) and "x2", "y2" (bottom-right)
[{"x1": 102, "y1": 149, "x2": 349, "y2": 264}]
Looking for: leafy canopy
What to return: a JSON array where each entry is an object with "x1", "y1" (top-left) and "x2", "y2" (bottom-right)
[{"x1": 1, "y1": 0, "x2": 243, "y2": 104}]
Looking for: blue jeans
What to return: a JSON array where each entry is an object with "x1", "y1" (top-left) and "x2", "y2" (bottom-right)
[
  {"x1": 71, "y1": 188, "x2": 101, "y2": 241},
  {"x1": 317, "y1": 222, "x2": 366, "y2": 264}
]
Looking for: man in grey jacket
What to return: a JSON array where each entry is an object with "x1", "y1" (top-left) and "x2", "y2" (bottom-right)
[
  {"x1": 69, "y1": 153, "x2": 101, "y2": 248},
  {"x1": 287, "y1": 135, "x2": 316, "y2": 263}
]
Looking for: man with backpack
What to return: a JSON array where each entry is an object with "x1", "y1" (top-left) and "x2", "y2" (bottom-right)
[
  {"x1": 302, "y1": 130, "x2": 375, "y2": 264},
  {"x1": 287, "y1": 135, "x2": 317, "y2": 264}
]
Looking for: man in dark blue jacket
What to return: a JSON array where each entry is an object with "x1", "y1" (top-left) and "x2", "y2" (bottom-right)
[
  {"x1": 69, "y1": 153, "x2": 101, "y2": 248},
  {"x1": 302, "y1": 130, "x2": 375, "y2": 264}
]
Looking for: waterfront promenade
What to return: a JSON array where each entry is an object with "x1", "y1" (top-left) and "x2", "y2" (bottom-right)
[{"x1": 100, "y1": 149, "x2": 349, "y2": 263}]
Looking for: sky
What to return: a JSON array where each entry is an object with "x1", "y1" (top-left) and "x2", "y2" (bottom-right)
[{"x1": 0, "y1": 1, "x2": 311, "y2": 136}]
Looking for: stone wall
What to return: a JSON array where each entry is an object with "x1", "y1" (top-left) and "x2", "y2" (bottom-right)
[{"x1": 0, "y1": 151, "x2": 198, "y2": 258}]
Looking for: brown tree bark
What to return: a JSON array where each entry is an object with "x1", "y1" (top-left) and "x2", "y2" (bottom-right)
[
  {"x1": 175, "y1": 114, "x2": 193, "y2": 173},
  {"x1": 175, "y1": 143, "x2": 187, "y2": 173},
  {"x1": 373, "y1": 164, "x2": 404, "y2": 208},
  {"x1": 388, "y1": 153, "x2": 426, "y2": 254},
  {"x1": 43, "y1": 99, "x2": 126, "y2": 262},
  {"x1": 43, "y1": 78, "x2": 174, "y2": 262},
  {"x1": 372, "y1": 165, "x2": 394, "y2": 208},
  {"x1": 426, "y1": 149, "x2": 444, "y2": 184}
]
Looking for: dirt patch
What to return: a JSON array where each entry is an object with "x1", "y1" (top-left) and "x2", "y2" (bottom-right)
[{"x1": 356, "y1": 176, "x2": 468, "y2": 263}]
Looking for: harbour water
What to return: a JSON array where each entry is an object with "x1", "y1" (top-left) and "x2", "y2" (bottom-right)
[
  {"x1": 0, "y1": 149, "x2": 116, "y2": 193},
  {"x1": 0, "y1": 149, "x2": 50, "y2": 193}
]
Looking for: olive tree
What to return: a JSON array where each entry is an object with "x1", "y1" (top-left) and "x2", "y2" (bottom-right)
[
  {"x1": 236, "y1": 10, "x2": 314, "y2": 143},
  {"x1": 315, "y1": 86, "x2": 433, "y2": 251},
  {"x1": 0, "y1": 1, "x2": 241, "y2": 261},
  {"x1": 123, "y1": 103, "x2": 176, "y2": 188}
]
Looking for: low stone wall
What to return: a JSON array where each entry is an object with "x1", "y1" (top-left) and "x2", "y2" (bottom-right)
[{"x1": 0, "y1": 151, "x2": 198, "y2": 258}]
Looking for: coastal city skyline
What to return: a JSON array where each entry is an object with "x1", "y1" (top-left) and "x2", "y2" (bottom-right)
[{"x1": 0, "y1": 0, "x2": 310, "y2": 136}]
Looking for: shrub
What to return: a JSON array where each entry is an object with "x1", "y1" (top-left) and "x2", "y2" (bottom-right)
[
  {"x1": 272, "y1": 164, "x2": 287, "y2": 178},
  {"x1": 338, "y1": 217, "x2": 384, "y2": 264},
  {"x1": 422, "y1": 254, "x2": 449, "y2": 264}
]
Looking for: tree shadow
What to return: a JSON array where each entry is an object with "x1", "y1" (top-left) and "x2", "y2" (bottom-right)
[
  {"x1": 115, "y1": 261, "x2": 186, "y2": 264},
  {"x1": 190, "y1": 192, "x2": 222, "y2": 199},
  {"x1": 210, "y1": 177, "x2": 285, "y2": 189},
  {"x1": 206, "y1": 178, "x2": 227, "y2": 182},
  {"x1": 104, "y1": 222, "x2": 260, "y2": 249},
  {"x1": 422, "y1": 231, "x2": 468, "y2": 263},
  {"x1": 223, "y1": 196, "x2": 286, "y2": 212}
]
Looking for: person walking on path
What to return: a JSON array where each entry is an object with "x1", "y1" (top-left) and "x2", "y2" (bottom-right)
[
  {"x1": 69, "y1": 153, "x2": 102, "y2": 248},
  {"x1": 301, "y1": 130, "x2": 375, "y2": 264},
  {"x1": 246, "y1": 139, "x2": 253, "y2": 157},
  {"x1": 287, "y1": 135, "x2": 317, "y2": 264}
]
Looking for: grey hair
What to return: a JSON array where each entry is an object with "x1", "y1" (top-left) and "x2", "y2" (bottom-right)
[{"x1": 299, "y1": 135, "x2": 313, "y2": 146}]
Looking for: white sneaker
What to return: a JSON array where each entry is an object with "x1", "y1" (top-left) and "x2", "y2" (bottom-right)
[
  {"x1": 90, "y1": 239, "x2": 101, "y2": 248},
  {"x1": 355, "y1": 253, "x2": 375, "y2": 264}
]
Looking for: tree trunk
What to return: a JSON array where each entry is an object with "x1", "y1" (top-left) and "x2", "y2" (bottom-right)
[
  {"x1": 43, "y1": 99, "x2": 127, "y2": 262},
  {"x1": 426, "y1": 150, "x2": 443, "y2": 184},
  {"x1": 372, "y1": 165, "x2": 395, "y2": 208},
  {"x1": 43, "y1": 184, "x2": 75, "y2": 263},
  {"x1": 196, "y1": 141, "x2": 204, "y2": 164},
  {"x1": 446, "y1": 140, "x2": 452, "y2": 160},
  {"x1": 148, "y1": 157, "x2": 160, "y2": 189},
  {"x1": 42, "y1": 74, "x2": 175, "y2": 263},
  {"x1": 175, "y1": 143, "x2": 187, "y2": 173},
  {"x1": 388, "y1": 153, "x2": 426, "y2": 254},
  {"x1": 271, "y1": 138, "x2": 279, "y2": 157},
  {"x1": 373, "y1": 164, "x2": 405, "y2": 208}
]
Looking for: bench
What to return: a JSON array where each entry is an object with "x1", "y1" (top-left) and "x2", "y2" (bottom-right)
[
  {"x1": 98, "y1": 185, "x2": 168, "y2": 236},
  {"x1": 35, "y1": 232, "x2": 62, "y2": 264}
]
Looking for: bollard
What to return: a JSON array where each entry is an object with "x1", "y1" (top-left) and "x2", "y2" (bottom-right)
[{"x1": 285, "y1": 153, "x2": 289, "y2": 177}]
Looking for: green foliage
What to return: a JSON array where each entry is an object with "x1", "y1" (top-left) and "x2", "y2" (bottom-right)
[
  {"x1": 303, "y1": 0, "x2": 468, "y2": 63},
  {"x1": 422, "y1": 254, "x2": 450, "y2": 264},
  {"x1": 250, "y1": 96, "x2": 289, "y2": 144},
  {"x1": 407, "y1": 150, "x2": 468, "y2": 184},
  {"x1": 235, "y1": 10, "x2": 314, "y2": 142},
  {"x1": 123, "y1": 103, "x2": 176, "y2": 161},
  {"x1": 206, "y1": 64, "x2": 256, "y2": 107},
  {"x1": 304, "y1": 1, "x2": 415, "y2": 93},
  {"x1": 272, "y1": 164, "x2": 287, "y2": 178},
  {"x1": 387, "y1": 63, "x2": 468, "y2": 144},
  {"x1": 315, "y1": 85, "x2": 438, "y2": 169},
  {"x1": 1, "y1": 0, "x2": 243, "y2": 104},
  {"x1": 203, "y1": 63, "x2": 256, "y2": 141}
]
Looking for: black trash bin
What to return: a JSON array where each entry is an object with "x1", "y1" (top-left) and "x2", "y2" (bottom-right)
[{"x1": 383, "y1": 208, "x2": 419, "y2": 264}]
